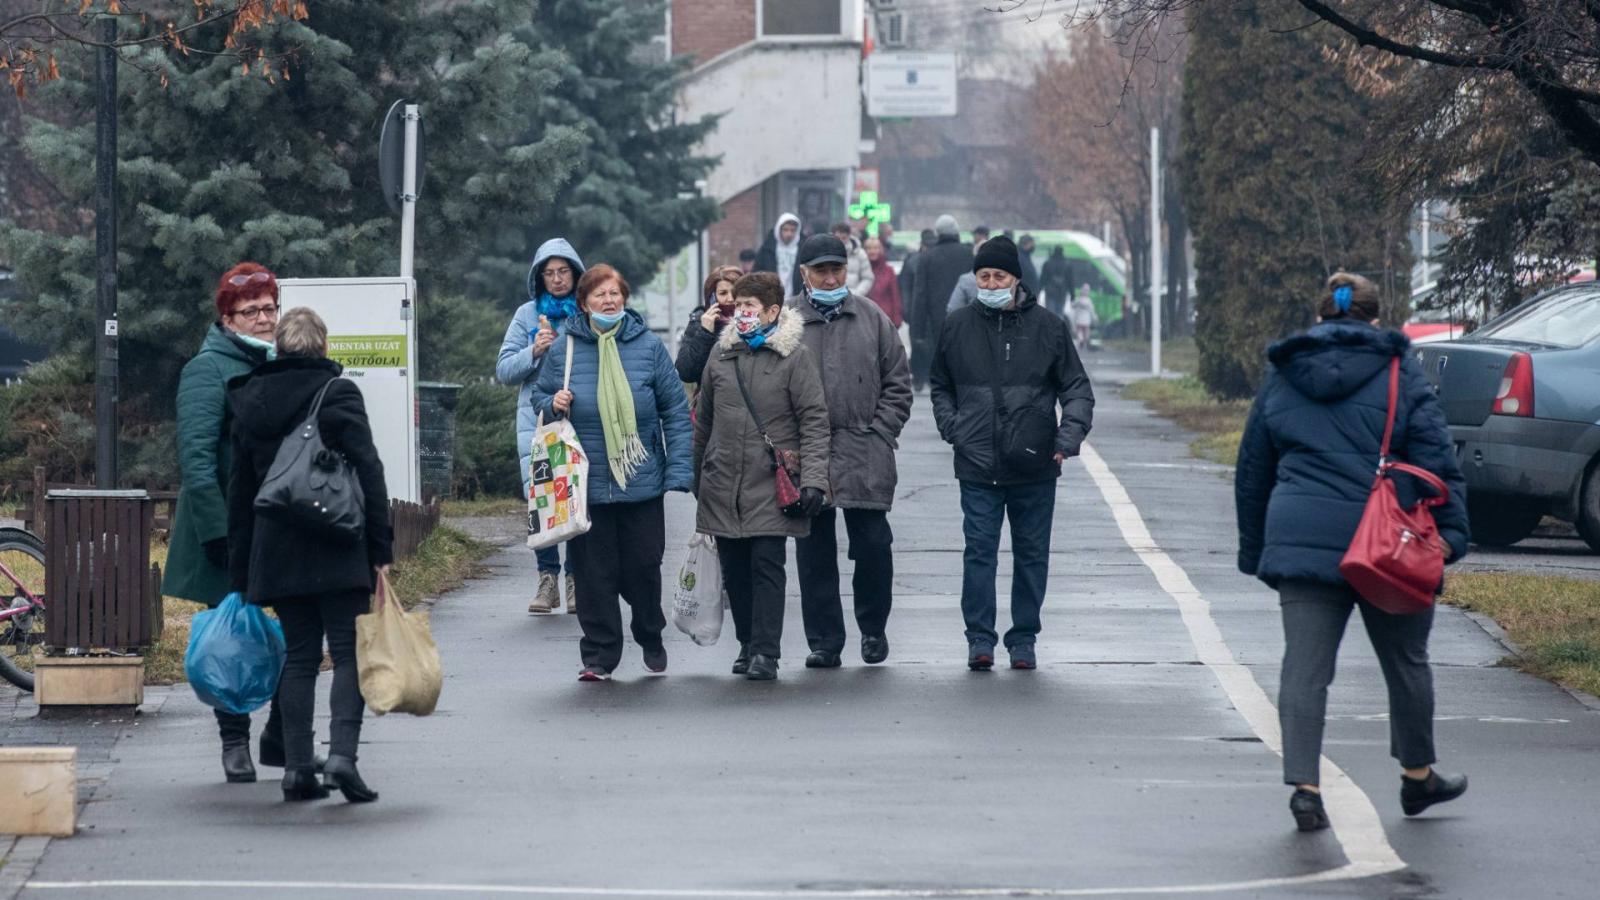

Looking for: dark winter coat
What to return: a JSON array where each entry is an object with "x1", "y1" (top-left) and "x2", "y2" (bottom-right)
[
  {"x1": 1235, "y1": 322, "x2": 1469, "y2": 589},
  {"x1": 163, "y1": 324, "x2": 268, "y2": 606},
  {"x1": 226, "y1": 357, "x2": 393, "y2": 605},
  {"x1": 897, "y1": 250, "x2": 921, "y2": 314},
  {"x1": 674, "y1": 305, "x2": 724, "y2": 386},
  {"x1": 531, "y1": 309, "x2": 694, "y2": 506},
  {"x1": 929, "y1": 284, "x2": 1095, "y2": 485},
  {"x1": 786, "y1": 293, "x2": 913, "y2": 510},
  {"x1": 908, "y1": 235, "x2": 972, "y2": 343},
  {"x1": 693, "y1": 309, "x2": 831, "y2": 539},
  {"x1": 1018, "y1": 248, "x2": 1041, "y2": 296},
  {"x1": 1040, "y1": 253, "x2": 1072, "y2": 310}
]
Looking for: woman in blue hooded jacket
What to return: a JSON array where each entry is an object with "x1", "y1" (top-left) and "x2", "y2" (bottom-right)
[
  {"x1": 531, "y1": 264, "x2": 694, "y2": 681},
  {"x1": 498, "y1": 238, "x2": 585, "y2": 614},
  {"x1": 1236, "y1": 272, "x2": 1471, "y2": 833}
]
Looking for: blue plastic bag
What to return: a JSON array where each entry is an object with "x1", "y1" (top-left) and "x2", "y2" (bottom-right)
[{"x1": 184, "y1": 592, "x2": 286, "y2": 715}]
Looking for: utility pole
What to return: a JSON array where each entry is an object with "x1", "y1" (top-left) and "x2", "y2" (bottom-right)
[
  {"x1": 398, "y1": 104, "x2": 419, "y2": 279},
  {"x1": 94, "y1": 15, "x2": 119, "y2": 488},
  {"x1": 1150, "y1": 127, "x2": 1163, "y2": 377}
]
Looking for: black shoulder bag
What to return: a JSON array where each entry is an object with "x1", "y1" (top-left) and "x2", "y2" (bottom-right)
[
  {"x1": 254, "y1": 377, "x2": 367, "y2": 542},
  {"x1": 984, "y1": 319, "x2": 1059, "y2": 475}
]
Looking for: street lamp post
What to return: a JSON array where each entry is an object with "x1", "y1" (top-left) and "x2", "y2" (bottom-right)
[{"x1": 94, "y1": 15, "x2": 119, "y2": 488}]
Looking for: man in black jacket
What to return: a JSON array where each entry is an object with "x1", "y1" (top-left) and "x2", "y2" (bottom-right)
[
  {"x1": 930, "y1": 235, "x2": 1095, "y2": 672},
  {"x1": 908, "y1": 215, "x2": 973, "y2": 392}
]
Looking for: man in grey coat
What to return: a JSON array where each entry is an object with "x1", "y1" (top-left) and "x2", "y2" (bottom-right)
[{"x1": 786, "y1": 234, "x2": 914, "y2": 667}]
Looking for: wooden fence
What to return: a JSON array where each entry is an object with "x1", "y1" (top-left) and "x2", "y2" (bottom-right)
[
  {"x1": 390, "y1": 499, "x2": 442, "y2": 560},
  {"x1": 7, "y1": 468, "x2": 177, "y2": 539}
]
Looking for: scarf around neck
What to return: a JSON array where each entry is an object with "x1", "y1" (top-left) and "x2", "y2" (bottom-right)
[
  {"x1": 739, "y1": 320, "x2": 779, "y2": 350},
  {"x1": 593, "y1": 321, "x2": 648, "y2": 490}
]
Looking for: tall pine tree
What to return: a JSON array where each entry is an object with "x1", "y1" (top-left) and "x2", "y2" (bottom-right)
[{"x1": 1181, "y1": 2, "x2": 1411, "y2": 398}]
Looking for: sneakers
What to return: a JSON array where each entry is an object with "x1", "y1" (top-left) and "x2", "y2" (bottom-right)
[
  {"x1": 565, "y1": 572, "x2": 578, "y2": 614},
  {"x1": 1400, "y1": 769, "x2": 1468, "y2": 816},
  {"x1": 861, "y1": 634, "x2": 889, "y2": 665},
  {"x1": 643, "y1": 646, "x2": 668, "y2": 674},
  {"x1": 529, "y1": 572, "x2": 560, "y2": 614},
  {"x1": 1008, "y1": 644, "x2": 1037, "y2": 670},
  {"x1": 1289, "y1": 788, "x2": 1329, "y2": 832},
  {"x1": 578, "y1": 665, "x2": 611, "y2": 682},
  {"x1": 968, "y1": 642, "x2": 995, "y2": 672}
]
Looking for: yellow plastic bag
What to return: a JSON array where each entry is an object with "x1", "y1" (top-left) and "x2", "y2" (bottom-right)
[{"x1": 355, "y1": 572, "x2": 443, "y2": 716}]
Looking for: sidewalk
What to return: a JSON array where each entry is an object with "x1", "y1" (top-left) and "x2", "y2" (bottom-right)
[{"x1": 4, "y1": 354, "x2": 1598, "y2": 899}]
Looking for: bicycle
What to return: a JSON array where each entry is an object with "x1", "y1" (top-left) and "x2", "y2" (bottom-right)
[{"x1": 0, "y1": 526, "x2": 47, "y2": 692}]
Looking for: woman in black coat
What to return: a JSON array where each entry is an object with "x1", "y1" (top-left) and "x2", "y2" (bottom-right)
[
  {"x1": 675, "y1": 265, "x2": 744, "y2": 390},
  {"x1": 227, "y1": 307, "x2": 393, "y2": 803},
  {"x1": 1235, "y1": 272, "x2": 1470, "y2": 833}
]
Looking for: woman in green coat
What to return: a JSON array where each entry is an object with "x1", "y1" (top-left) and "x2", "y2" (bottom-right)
[{"x1": 164, "y1": 261, "x2": 286, "y2": 784}]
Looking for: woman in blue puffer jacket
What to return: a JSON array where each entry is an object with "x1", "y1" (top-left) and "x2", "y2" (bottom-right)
[
  {"x1": 1235, "y1": 272, "x2": 1471, "y2": 834},
  {"x1": 531, "y1": 264, "x2": 694, "y2": 682}
]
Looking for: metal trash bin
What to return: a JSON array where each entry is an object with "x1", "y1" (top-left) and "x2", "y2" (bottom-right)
[
  {"x1": 418, "y1": 382, "x2": 462, "y2": 504},
  {"x1": 43, "y1": 490, "x2": 161, "y2": 652}
]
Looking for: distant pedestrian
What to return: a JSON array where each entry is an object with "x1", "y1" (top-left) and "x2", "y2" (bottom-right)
[
  {"x1": 675, "y1": 264, "x2": 745, "y2": 398},
  {"x1": 227, "y1": 307, "x2": 392, "y2": 803},
  {"x1": 1017, "y1": 234, "x2": 1041, "y2": 296},
  {"x1": 1235, "y1": 271, "x2": 1470, "y2": 833},
  {"x1": 1039, "y1": 247, "x2": 1071, "y2": 318},
  {"x1": 754, "y1": 213, "x2": 803, "y2": 295},
  {"x1": 738, "y1": 248, "x2": 758, "y2": 274},
  {"x1": 532, "y1": 265, "x2": 694, "y2": 682},
  {"x1": 166, "y1": 262, "x2": 287, "y2": 785},
  {"x1": 898, "y1": 229, "x2": 934, "y2": 320},
  {"x1": 497, "y1": 238, "x2": 585, "y2": 614},
  {"x1": 1071, "y1": 288, "x2": 1098, "y2": 350},
  {"x1": 831, "y1": 222, "x2": 876, "y2": 296},
  {"x1": 907, "y1": 215, "x2": 972, "y2": 392},
  {"x1": 786, "y1": 235, "x2": 913, "y2": 668},
  {"x1": 693, "y1": 272, "x2": 830, "y2": 681},
  {"x1": 930, "y1": 235, "x2": 1094, "y2": 672},
  {"x1": 863, "y1": 236, "x2": 904, "y2": 328}
]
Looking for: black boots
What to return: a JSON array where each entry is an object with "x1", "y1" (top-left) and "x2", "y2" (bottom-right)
[
  {"x1": 282, "y1": 768, "x2": 330, "y2": 801},
  {"x1": 258, "y1": 732, "x2": 327, "y2": 774},
  {"x1": 324, "y1": 754, "x2": 379, "y2": 803},
  {"x1": 221, "y1": 742, "x2": 256, "y2": 784},
  {"x1": 731, "y1": 644, "x2": 751, "y2": 675},
  {"x1": 1401, "y1": 770, "x2": 1468, "y2": 816},
  {"x1": 1289, "y1": 789, "x2": 1329, "y2": 832},
  {"x1": 804, "y1": 650, "x2": 841, "y2": 669},
  {"x1": 746, "y1": 654, "x2": 778, "y2": 681}
]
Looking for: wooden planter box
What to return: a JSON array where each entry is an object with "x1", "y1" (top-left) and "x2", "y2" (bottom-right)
[
  {"x1": 34, "y1": 655, "x2": 144, "y2": 707},
  {"x1": 0, "y1": 746, "x2": 76, "y2": 837}
]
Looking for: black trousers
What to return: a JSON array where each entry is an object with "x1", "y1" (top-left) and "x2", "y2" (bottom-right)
[
  {"x1": 717, "y1": 536, "x2": 788, "y2": 659},
  {"x1": 794, "y1": 507, "x2": 894, "y2": 654},
  {"x1": 214, "y1": 697, "x2": 283, "y2": 748},
  {"x1": 274, "y1": 589, "x2": 368, "y2": 769},
  {"x1": 567, "y1": 497, "x2": 667, "y2": 672}
]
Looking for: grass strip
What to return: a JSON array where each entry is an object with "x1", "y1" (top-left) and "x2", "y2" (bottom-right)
[
  {"x1": 144, "y1": 525, "x2": 494, "y2": 685},
  {"x1": 440, "y1": 497, "x2": 525, "y2": 518},
  {"x1": 1442, "y1": 572, "x2": 1600, "y2": 699},
  {"x1": 1122, "y1": 376, "x2": 1250, "y2": 467}
]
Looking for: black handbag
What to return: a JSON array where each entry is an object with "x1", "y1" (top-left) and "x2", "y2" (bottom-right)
[
  {"x1": 253, "y1": 377, "x2": 366, "y2": 542},
  {"x1": 984, "y1": 325, "x2": 1058, "y2": 474}
]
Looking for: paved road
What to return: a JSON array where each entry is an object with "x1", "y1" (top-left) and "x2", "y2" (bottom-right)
[{"x1": 8, "y1": 355, "x2": 1600, "y2": 899}]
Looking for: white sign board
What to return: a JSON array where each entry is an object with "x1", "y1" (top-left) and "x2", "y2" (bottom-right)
[
  {"x1": 277, "y1": 277, "x2": 420, "y2": 504},
  {"x1": 866, "y1": 51, "x2": 958, "y2": 118}
]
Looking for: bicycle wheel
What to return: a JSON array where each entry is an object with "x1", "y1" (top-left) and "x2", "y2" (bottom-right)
[{"x1": 0, "y1": 527, "x2": 47, "y2": 692}]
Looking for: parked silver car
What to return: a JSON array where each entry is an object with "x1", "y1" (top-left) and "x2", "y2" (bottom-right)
[{"x1": 1417, "y1": 283, "x2": 1600, "y2": 551}]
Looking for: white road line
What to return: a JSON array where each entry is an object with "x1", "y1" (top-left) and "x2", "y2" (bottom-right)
[{"x1": 1078, "y1": 442, "x2": 1406, "y2": 878}]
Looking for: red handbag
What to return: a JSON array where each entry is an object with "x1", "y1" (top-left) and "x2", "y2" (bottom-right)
[{"x1": 1339, "y1": 358, "x2": 1450, "y2": 614}]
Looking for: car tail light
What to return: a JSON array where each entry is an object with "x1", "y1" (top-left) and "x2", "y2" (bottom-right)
[{"x1": 1491, "y1": 353, "x2": 1535, "y2": 417}]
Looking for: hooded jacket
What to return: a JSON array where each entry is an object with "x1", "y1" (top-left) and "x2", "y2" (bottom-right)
[
  {"x1": 909, "y1": 234, "x2": 972, "y2": 343},
  {"x1": 1235, "y1": 321, "x2": 1469, "y2": 589},
  {"x1": 693, "y1": 308, "x2": 831, "y2": 539},
  {"x1": 843, "y1": 235, "x2": 876, "y2": 296},
  {"x1": 226, "y1": 357, "x2": 393, "y2": 605},
  {"x1": 529, "y1": 308, "x2": 694, "y2": 506},
  {"x1": 929, "y1": 283, "x2": 1095, "y2": 485},
  {"x1": 754, "y1": 213, "x2": 803, "y2": 295},
  {"x1": 786, "y1": 292, "x2": 913, "y2": 509},
  {"x1": 163, "y1": 323, "x2": 269, "y2": 605},
  {"x1": 497, "y1": 238, "x2": 586, "y2": 496}
]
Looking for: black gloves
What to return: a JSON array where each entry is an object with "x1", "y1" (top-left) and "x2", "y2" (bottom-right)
[
  {"x1": 797, "y1": 487, "x2": 825, "y2": 518},
  {"x1": 202, "y1": 537, "x2": 229, "y2": 569}
]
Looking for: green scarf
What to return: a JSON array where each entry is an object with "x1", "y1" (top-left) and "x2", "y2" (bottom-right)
[{"x1": 594, "y1": 321, "x2": 647, "y2": 489}]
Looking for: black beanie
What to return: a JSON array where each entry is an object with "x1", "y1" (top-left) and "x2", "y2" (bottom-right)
[{"x1": 972, "y1": 235, "x2": 1022, "y2": 279}]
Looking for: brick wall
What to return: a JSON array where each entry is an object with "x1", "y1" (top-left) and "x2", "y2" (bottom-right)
[
  {"x1": 673, "y1": 0, "x2": 756, "y2": 65},
  {"x1": 708, "y1": 185, "x2": 764, "y2": 269}
]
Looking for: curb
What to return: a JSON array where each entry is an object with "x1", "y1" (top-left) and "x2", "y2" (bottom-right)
[{"x1": 1458, "y1": 608, "x2": 1600, "y2": 713}]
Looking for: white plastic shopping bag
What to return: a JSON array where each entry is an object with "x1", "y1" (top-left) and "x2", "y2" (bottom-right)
[
  {"x1": 527, "y1": 336, "x2": 592, "y2": 550},
  {"x1": 672, "y1": 534, "x2": 725, "y2": 646}
]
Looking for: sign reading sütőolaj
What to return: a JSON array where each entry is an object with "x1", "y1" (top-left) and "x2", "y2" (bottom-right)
[{"x1": 328, "y1": 335, "x2": 408, "y2": 369}]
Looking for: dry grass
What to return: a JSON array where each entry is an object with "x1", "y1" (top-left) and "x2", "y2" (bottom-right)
[
  {"x1": 1122, "y1": 376, "x2": 1251, "y2": 467},
  {"x1": 1443, "y1": 573, "x2": 1600, "y2": 698},
  {"x1": 1104, "y1": 335, "x2": 1200, "y2": 376},
  {"x1": 440, "y1": 497, "x2": 525, "y2": 519}
]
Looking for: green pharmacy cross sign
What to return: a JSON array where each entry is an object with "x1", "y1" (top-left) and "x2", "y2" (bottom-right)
[{"x1": 849, "y1": 191, "x2": 893, "y2": 237}]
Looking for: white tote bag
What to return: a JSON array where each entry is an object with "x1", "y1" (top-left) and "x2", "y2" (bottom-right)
[
  {"x1": 527, "y1": 336, "x2": 593, "y2": 550},
  {"x1": 672, "y1": 533, "x2": 725, "y2": 646}
]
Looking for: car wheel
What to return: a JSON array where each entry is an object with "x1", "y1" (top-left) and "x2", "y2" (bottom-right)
[
  {"x1": 1578, "y1": 463, "x2": 1600, "y2": 554},
  {"x1": 1468, "y1": 497, "x2": 1543, "y2": 548}
]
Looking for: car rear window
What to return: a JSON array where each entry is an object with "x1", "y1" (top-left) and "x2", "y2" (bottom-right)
[{"x1": 1474, "y1": 286, "x2": 1600, "y2": 348}]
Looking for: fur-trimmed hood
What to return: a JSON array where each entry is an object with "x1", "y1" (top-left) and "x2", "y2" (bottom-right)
[{"x1": 717, "y1": 306, "x2": 806, "y2": 356}]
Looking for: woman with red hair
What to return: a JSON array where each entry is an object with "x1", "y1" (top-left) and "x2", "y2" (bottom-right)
[{"x1": 165, "y1": 261, "x2": 300, "y2": 784}]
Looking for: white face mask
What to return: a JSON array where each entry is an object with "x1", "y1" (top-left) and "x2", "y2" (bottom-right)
[
  {"x1": 976, "y1": 287, "x2": 1013, "y2": 309},
  {"x1": 733, "y1": 310, "x2": 763, "y2": 334}
]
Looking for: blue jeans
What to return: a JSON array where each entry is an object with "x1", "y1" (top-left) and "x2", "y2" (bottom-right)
[
  {"x1": 536, "y1": 544, "x2": 571, "y2": 576},
  {"x1": 959, "y1": 479, "x2": 1057, "y2": 650}
]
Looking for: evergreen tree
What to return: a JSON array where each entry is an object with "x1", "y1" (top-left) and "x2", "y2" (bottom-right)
[{"x1": 1180, "y1": 2, "x2": 1411, "y2": 399}]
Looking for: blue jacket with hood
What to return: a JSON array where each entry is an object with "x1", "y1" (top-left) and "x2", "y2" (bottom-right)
[
  {"x1": 497, "y1": 238, "x2": 585, "y2": 495},
  {"x1": 529, "y1": 308, "x2": 693, "y2": 506},
  {"x1": 1235, "y1": 321, "x2": 1469, "y2": 590}
]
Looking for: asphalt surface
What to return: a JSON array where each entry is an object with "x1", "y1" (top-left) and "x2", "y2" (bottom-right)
[{"x1": 7, "y1": 353, "x2": 1600, "y2": 899}]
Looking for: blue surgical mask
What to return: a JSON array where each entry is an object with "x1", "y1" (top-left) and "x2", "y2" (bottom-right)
[
  {"x1": 976, "y1": 287, "x2": 1013, "y2": 309},
  {"x1": 810, "y1": 286, "x2": 848, "y2": 305},
  {"x1": 590, "y1": 309, "x2": 624, "y2": 330}
]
